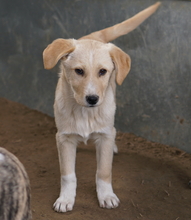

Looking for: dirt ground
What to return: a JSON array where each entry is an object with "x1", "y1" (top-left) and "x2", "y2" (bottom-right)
[{"x1": 0, "y1": 97, "x2": 191, "y2": 220}]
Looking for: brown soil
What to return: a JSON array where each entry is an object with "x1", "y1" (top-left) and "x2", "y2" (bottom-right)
[{"x1": 0, "y1": 97, "x2": 191, "y2": 220}]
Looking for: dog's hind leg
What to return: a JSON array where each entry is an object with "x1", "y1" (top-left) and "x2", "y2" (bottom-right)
[
  {"x1": 113, "y1": 127, "x2": 118, "y2": 154},
  {"x1": 95, "y1": 132, "x2": 120, "y2": 209},
  {"x1": 113, "y1": 143, "x2": 118, "y2": 154},
  {"x1": 53, "y1": 133, "x2": 78, "y2": 212}
]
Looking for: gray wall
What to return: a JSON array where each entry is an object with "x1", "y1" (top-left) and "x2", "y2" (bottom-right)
[{"x1": 0, "y1": 0, "x2": 191, "y2": 152}]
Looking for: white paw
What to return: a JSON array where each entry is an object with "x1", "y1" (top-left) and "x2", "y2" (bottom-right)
[
  {"x1": 96, "y1": 178, "x2": 120, "y2": 209},
  {"x1": 54, "y1": 173, "x2": 76, "y2": 212},
  {"x1": 53, "y1": 196, "x2": 75, "y2": 212},
  {"x1": 98, "y1": 192, "x2": 120, "y2": 209}
]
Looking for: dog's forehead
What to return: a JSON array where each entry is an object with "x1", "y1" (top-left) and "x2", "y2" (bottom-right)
[
  {"x1": 76, "y1": 39, "x2": 105, "y2": 49},
  {"x1": 69, "y1": 39, "x2": 112, "y2": 66}
]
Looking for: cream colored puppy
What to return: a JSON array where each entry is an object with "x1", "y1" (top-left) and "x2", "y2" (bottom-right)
[{"x1": 43, "y1": 2, "x2": 161, "y2": 212}]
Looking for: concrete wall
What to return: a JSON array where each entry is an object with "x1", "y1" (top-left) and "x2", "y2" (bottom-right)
[{"x1": 0, "y1": 0, "x2": 191, "y2": 152}]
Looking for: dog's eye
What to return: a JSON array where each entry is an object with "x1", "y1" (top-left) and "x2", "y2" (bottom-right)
[
  {"x1": 75, "y1": 69, "x2": 84, "y2": 76},
  {"x1": 99, "y1": 69, "x2": 107, "y2": 76}
]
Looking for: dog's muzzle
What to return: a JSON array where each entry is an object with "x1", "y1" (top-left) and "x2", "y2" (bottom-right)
[{"x1": 86, "y1": 95, "x2": 99, "y2": 106}]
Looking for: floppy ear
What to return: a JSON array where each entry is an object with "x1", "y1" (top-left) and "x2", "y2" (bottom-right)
[
  {"x1": 109, "y1": 44, "x2": 131, "y2": 85},
  {"x1": 43, "y1": 38, "x2": 75, "y2": 69}
]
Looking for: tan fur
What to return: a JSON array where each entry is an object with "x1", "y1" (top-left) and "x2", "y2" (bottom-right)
[
  {"x1": 43, "y1": 2, "x2": 161, "y2": 212},
  {"x1": 80, "y1": 2, "x2": 161, "y2": 43},
  {"x1": 110, "y1": 46, "x2": 131, "y2": 85},
  {"x1": 43, "y1": 39, "x2": 75, "y2": 70}
]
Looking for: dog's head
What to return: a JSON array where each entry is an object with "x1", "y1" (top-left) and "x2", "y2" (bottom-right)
[
  {"x1": 43, "y1": 2, "x2": 161, "y2": 107},
  {"x1": 43, "y1": 38, "x2": 131, "y2": 107}
]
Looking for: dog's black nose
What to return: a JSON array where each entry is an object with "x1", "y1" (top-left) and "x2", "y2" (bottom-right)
[{"x1": 86, "y1": 95, "x2": 99, "y2": 105}]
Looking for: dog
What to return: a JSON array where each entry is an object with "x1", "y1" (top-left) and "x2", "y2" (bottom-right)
[
  {"x1": 43, "y1": 2, "x2": 161, "y2": 212},
  {"x1": 0, "y1": 147, "x2": 31, "y2": 220}
]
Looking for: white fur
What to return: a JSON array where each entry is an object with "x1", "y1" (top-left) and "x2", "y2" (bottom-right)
[
  {"x1": 85, "y1": 80, "x2": 97, "y2": 96},
  {"x1": 96, "y1": 178, "x2": 120, "y2": 209},
  {"x1": 53, "y1": 173, "x2": 77, "y2": 212}
]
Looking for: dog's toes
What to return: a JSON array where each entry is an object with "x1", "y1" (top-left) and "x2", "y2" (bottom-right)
[
  {"x1": 110, "y1": 196, "x2": 120, "y2": 208},
  {"x1": 53, "y1": 197, "x2": 74, "y2": 212},
  {"x1": 99, "y1": 194, "x2": 120, "y2": 209},
  {"x1": 66, "y1": 202, "x2": 74, "y2": 211}
]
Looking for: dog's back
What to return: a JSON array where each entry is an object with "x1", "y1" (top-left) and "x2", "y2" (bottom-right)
[{"x1": 0, "y1": 147, "x2": 31, "y2": 220}]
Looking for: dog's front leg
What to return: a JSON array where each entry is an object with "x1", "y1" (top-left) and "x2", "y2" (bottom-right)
[
  {"x1": 53, "y1": 132, "x2": 77, "y2": 212},
  {"x1": 95, "y1": 133, "x2": 120, "y2": 209}
]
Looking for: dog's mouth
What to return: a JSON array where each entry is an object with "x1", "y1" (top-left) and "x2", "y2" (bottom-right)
[
  {"x1": 76, "y1": 101, "x2": 99, "y2": 108},
  {"x1": 84, "y1": 103, "x2": 99, "y2": 108},
  {"x1": 88, "y1": 105, "x2": 97, "y2": 108},
  {"x1": 85, "y1": 102, "x2": 102, "y2": 108}
]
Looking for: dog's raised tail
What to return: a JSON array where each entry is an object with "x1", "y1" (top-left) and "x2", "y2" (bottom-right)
[{"x1": 80, "y1": 2, "x2": 161, "y2": 43}]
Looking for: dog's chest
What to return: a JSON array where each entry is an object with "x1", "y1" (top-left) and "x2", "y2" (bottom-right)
[
  {"x1": 62, "y1": 105, "x2": 115, "y2": 138},
  {"x1": 55, "y1": 98, "x2": 116, "y2": 139}
]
